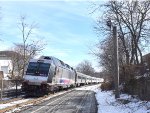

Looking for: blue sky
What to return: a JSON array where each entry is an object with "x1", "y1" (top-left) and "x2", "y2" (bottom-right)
[{"x1": 0, "y1": 0, "x2": 103, "y2": 71}]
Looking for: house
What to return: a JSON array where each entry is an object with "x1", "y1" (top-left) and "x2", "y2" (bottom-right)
[
  {"x1": 0, "y1": 51, "x2": 14, "y2": 79},
  {"x1": 0, "y1": 51, "x2": 24, "y2": 79}
]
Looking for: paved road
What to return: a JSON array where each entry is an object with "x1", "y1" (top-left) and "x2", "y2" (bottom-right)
[{"x1": 20, "y1": 90, "x2": 97, "y2": 113}]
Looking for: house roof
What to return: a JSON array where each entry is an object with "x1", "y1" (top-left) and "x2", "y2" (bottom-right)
[{"x1": 0, "y1": 51, "x2": 20, "y2": 60}]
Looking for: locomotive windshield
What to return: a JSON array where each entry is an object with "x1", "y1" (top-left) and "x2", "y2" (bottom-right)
[{"x1": 26, "y1": 62, "x2": 50, "y2": 77}]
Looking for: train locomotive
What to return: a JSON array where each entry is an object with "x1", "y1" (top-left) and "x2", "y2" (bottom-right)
[{"x1": 22, "y1": 56, "x2": 103, "y2": 95}]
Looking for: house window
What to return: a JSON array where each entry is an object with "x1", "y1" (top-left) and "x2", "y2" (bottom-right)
[{"x1": 1, "y1": 66, "x2": 8, "y2": 74}]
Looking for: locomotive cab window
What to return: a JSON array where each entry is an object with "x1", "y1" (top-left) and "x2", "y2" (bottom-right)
[{"x1": 26, "y1": 62, "x2": 50, "y2": 77}]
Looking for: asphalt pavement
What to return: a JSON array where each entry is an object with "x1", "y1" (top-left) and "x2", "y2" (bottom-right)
[{"x1": 19, "y1": 89, "x2": 97, "y2": 113}]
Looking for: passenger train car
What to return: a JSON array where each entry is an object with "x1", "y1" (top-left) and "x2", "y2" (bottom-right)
[{"x1": 22, "y1": 56, "x2": 103, "y2": 95}]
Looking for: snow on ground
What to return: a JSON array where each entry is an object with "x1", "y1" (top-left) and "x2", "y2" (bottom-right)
[
  {"x1": 0, "y1": 89, "x2": 73, "y2": 112},
  {"x1": 75, "y1": 85, "x2": 99, "y2": 91},
  {"x1": 1, "y1": 85, "x2": 150, "y2": 113},
  {"x1": 95, "y1": 90, "x2": 150, "y2": 113},
  {"x1": 1, "y1": 97, "x2": 11, "y2": 101},
  {"x1": 0, "y1": 84, "x2": 22, "y2": 91},
  {"x1": 0, "y1": 99, "x2": 32, "y2": 109},
  {"x1": 75, "y1": 84, "x2": 150, "y2": 113}
]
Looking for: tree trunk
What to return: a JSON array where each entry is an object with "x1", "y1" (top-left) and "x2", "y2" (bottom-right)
[{"x1": 137, "y1": 45, "x2": 143, "y2": 64}]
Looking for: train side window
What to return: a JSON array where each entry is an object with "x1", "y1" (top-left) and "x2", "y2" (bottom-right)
[
  {"x1": 64, "y1": 64, "x2": 68, "y2": 68},
  {"x1": 59, "y1": 60, "x2": 65, "y2": 67},
  {"x1": 78, "y1": 76, "x2": 81, "y2": 79},
  {"x1": 53, "y1": 58, "x2": 61, "y2": 66},
  {"x1": 65, "y1": 64, "x2": 70, "y2": 69}
]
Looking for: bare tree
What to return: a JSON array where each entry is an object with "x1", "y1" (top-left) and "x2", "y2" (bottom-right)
[
  {"x1": 92, "y1": 35, "x2": 125, "y2": 81},
  {"x1": 9, "y1": 15, "x2": 45, "y2": 78},
  {"x1": 76, "y1": 60, "x2": 95, "y2": 75},
  {"x1": 9, "y1": 51, "x2": 23, "y2": 79},
  {"x1": 18, "y1": 15, "x2": 38, "y2": 77},
  {"x1": 10, "y1": 41, "x2": 45, "y2": 78},
  {"x1": 91, "y1": 0, "x2": 150, "y2": 82},
  {"x1": 94, "y1": 0, "x2": 150, "y2": 65}
]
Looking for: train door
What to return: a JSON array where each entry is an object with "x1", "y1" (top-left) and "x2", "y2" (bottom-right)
[{"x1": 47, "y1": 61, "x2": 55, "y2": 83}]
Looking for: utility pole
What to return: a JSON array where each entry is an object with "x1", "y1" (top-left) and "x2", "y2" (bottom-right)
[
  {"x1": 0, "y1": 78, "x2": 3, "y2": 100},
  {"x1": 113, "y1": 26, "x2": 120, "y2": 98},
  {"x1": 107, "y1": 20, "x2": 120, "y2": 98}
]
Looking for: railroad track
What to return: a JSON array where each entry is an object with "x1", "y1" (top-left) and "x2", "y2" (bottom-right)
[
  {"x1": 29, "y1": 90, "x2": 77, "y2": 113},
  {"x1": 19, "y1": 85, "x2": 98, "y2": 113},
  {"x1": 0, "y1": 89, "x2": 73, "y2": 113},
  {"x1": 0, "y1": 84, "x2": 99, "y2": 113}
]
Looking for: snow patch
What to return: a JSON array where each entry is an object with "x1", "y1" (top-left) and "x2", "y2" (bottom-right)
[
  {"x1": 1, "y1": 84, "x2": 149, "y2": 113},
  {"x1": 75, "y1": 84, "x2": 150, "y2": 113},
  {"x1": 0, "y1": 99, "x2": 32, "y2": 109},
  {"x1": 94, "y1": 86, "x2": 150, "y2": 113}
]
